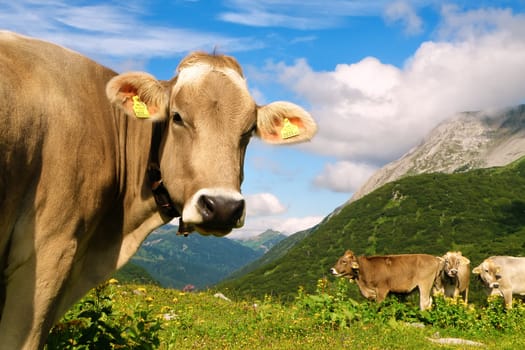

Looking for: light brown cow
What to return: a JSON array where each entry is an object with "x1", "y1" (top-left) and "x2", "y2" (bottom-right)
[
  {"x1": 330, "y1": 250, "x2": 442, "y2": 310},
  {"x1": 473, "y1": 256, "x2": 525, "y2": 309},
  {"x1": 0, "y1": 31, "x2": 317, "y2": 349},
  {"x1": 434, "y1": 251, "x2": 470, "y2": 303}
]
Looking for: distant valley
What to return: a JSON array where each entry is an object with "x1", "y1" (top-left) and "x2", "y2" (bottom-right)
[{"x1": 117, "y1": 226, "x2": 286, "y2": 289}]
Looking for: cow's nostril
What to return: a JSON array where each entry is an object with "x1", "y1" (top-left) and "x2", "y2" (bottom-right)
[
  {"x1": 198, "y1": 194, "x2": 216, "y2": 218},
  {"x1": 230, "y1": 199, "x2": 245, "y2": 222},
  {"x1": 197, "y1": 195, "x2": 245, "y2": 227}
]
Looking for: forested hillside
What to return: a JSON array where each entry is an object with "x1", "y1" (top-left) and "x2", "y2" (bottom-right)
[
  {"x1": 217, "y1": 157, "x2": 525, "y2": 303},
  {"x1": 222, "y1": 227, "x2": 315, "y2": 281},
  {"x1": 130, "y1": 225, "x2": 261, "y2": 289}
]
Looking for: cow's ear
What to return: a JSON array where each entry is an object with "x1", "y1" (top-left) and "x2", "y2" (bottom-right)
[
  {"x1": 256, "y1": 101, "x2": 317, "y2": 144},
  {"x1": 472, "y1": 266, "x2": 481, "y2": 274},
  {"x1": 460, "y1": 256, "x2": 470, "y2": 265},
  {"x1": 351, "y1": 261, "x2": 360, "y2": 269},
  {"x1": 106, "y1": 72, "x2": 168, "y2": 120}
]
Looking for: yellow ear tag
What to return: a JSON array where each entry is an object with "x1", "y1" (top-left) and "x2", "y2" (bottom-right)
[
  {"x1": 280, "y1": 118, "x2": 300, "y2": 139},
  {"x1": 132, "y1": 96, "x2": 150, "y2": 119}
]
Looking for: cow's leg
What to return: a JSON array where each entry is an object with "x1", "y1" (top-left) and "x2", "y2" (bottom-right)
[
  {"x1": 502, "y1": 290, "x2": 513, "y2": 309},
  {"x1": 375, "y1": 288, "x2": 389, "y2": 303},
  {"x1": 418, "y1": 283, "x2": 433, "y2": 310},
  {"x1": 463, "y1": 286, "x2": 469, "y2": 304},
  {"x1": 0, "y1": 235, "x2": 76, "y2": 349}
]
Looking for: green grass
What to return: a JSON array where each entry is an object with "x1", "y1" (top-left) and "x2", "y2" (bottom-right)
[{"x1": 47, "y1": 279, "x2": 525, "y2": 349}]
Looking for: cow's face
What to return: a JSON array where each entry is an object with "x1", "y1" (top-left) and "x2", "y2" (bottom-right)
[
  {"x1": 330, "y1": 250, "x2": 359, "y2": 279},
  {"x1": 443, "y1": 251, "x2": 469, "y2": 277},
  {"x1": 106, "y1": 52, "x2": 317, "y2": 236},
  {"x1": 473, "y1": 259, "x2": 501, "y2": 289}
]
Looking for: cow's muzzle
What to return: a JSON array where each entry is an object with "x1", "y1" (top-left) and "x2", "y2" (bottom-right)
[
  {"x1": 330, "y1": 267, "x2": 354, "y2": 280},
  {"x1": 181, "y1": 189, "x2": 245, "y2": 236},
  {"x1": 330, "y1": 268, "x2": 340, "y2": 276},
  {"x1": 447, "y1": 269, "x2": 458, "y2": 277}
]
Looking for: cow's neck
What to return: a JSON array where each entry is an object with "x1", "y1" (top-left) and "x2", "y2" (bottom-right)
[
  {"x1": 118, "y1": 114, "x2": 166, "y2": 229},
  {"x1": 147, "y1": 122, "x2": 180, "y2": 220}
]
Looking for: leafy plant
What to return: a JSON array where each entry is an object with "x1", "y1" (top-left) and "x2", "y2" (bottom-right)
[{"x1": 46, "y1": 280, "x2": 161, "y2": 349}]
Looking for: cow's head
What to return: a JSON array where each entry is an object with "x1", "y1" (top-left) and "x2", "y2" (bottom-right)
[
  {"x1": 330, "y1": 250, "x2": 360, "y2": 280},
  {"x1": 106, "y1": 52, "x2": 317, "y2": 236},
  {"x1": 472, "y1": 259, "x2": 501, "y2": 289},
  {"x1": 442, "y1": 251, "x2": 470, "y2": 278}
]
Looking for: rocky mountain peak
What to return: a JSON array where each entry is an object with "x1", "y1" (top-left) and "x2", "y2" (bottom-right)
[{"x1": 350, "y1": 104, "x2": 525, "y2": 203}]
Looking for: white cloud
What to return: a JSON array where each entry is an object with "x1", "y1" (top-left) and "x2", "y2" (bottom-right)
[
  {"x1": 275, "y1": 216, "x2": 323, "y2": 234},
  {"x1": 437, "y1": 5, "x2": 525, "y2": 43},
  {"x1": 265, "y1": 6, "x2": 525, "y2": 167},
  {"x1": 245, "y1": 193, "x2": 287, "y2": 216},
  {"x1": 314, "y1": 161, "x2": 377, "y2": 193},
  {"x1": 219, "y1": 0, "x2": 389, "y2": 29},
  {"x1": 384, "y1": 1, "x2": 424, "y2": 35},
  {"x1": 0, "y1": 1, "x2": 260, "y2": 64},
  {"x1": 226, "y1": 192, "x2": 323, "y2": 238}
]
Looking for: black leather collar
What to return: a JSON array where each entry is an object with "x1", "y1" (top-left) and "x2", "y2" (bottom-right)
[{"x1": 148, "y1": 122, "x2": 180, "y2": 219}]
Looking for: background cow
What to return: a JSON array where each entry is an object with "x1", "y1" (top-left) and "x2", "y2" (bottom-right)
[
  {"x1": 330, "y1": 250, "x2": 442, "y2": 310},
  {"x1": 473, "y1": 256, "x2": 525, "y2": 308},
  {"x1": 434, "y1": 251, "x2": 470, "y2": 303},
  {"x1": 0, "y1": 31, "x2": 317, "y2": 349}
]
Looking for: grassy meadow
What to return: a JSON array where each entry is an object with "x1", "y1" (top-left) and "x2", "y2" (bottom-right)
[
  {"x1": 46, "y1": 278, "x2": 525, "y2": 349},
  {"x1": 45, "y1": 159, "x2": 525, "y2": 349}
]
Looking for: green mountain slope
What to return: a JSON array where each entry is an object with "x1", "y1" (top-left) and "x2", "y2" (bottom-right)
[
  {"x1": 217, "y1": 157, "x2": 525, "y2": 302},
  {"x1": 132, "y1": 225, "x2": 261, "y2": 289},
  {"x1": 223, "y1": 227, "x2": 315, "y2": 281},
  {"x1": 113, "y1": 262, "x2": 160, "y2": 285}
]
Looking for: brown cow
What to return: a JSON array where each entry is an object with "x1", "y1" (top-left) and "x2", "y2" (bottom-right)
[
  {"x1": 330, "y1": 250, "x2": 442, "y2": 310},
  {"x1": 434, "y1": 251, "x2": 470, "y2": 303},
  {"x1": 0, "y1": 31, "x2": 317, "y2": 349}
]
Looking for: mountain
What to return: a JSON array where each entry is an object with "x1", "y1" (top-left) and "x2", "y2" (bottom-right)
[
  {"x1": 222, "y1": 226, "x2": 316, "y2": 282},
  {"x1": 216, "y1": 157, "x2": 525, "y2": 303},
  {"x1": 351, "y1": 104, "x2": 525, "y2": 202},
  {"x1": 234, "y1": 229, "x2": 287, "y2": 254},
  {"x1": 113, "y1": 262, "x2": 160, "y2": 285},
  {"x1": 130, "y1": 225, "x2": 262, "y2": 290}
]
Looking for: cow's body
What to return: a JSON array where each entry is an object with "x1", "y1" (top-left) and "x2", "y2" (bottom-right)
[
  {"x1": 434, "y1": 251, "x2": 470, "y2": 303},
  {"x1": 0, "y1": 31, "x2": 316, "y2": 349},
  {"x1": 330, "y1": 250, "x2": 442, "y2": 310},
  {"x1": 473, "y1": 256, "x2": 525, "y2": 308}
]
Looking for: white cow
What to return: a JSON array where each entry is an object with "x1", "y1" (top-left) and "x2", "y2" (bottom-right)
[{"x1": 473, "y1": 256, "x2": 525, "y2": 308}]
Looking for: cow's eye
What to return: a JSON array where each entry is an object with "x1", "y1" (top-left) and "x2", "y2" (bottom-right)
[{"x1": 172, "y1": 112, "x2": 183, "y2": 125}]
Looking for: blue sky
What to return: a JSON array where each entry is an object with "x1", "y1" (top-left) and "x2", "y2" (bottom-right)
[{"x1": 3, "y1": 1, "x2": 525, "y2": 238}]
